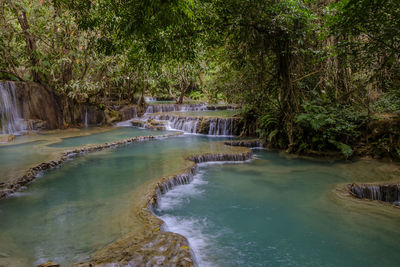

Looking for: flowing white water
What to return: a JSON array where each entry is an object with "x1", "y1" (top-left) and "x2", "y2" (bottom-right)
[
  {"x1": 165, "y1": 116, "x2": 201, "y2": 134},
  {"x1": 145, "y1": 114, "x2": 236, "y2": 136},
  {"x1": 145, "y1": 104, "x2": 207, "y2": 114},
  {"x1": 145, "y1": 96, "x2": 157, "y2": 102},
  {"x1": 207, "y1": 118, "x2": 234, "y2": 136},
  {"x1": 0, "y1": 82, "x2": 26, "y2": 134},
  {"x1": 84, "y1": 107, "x2": 88, "y2": 128},
  {"x1": 156, "y1": 170, "x2": 217, "y2": 267},
  {"x1": 115, "y1": 106, "x2": 139, "y2": 127}
]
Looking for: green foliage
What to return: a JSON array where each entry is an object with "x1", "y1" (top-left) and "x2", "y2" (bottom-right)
[
  {"x1": 373, "y1": 90, "x2": 400, "y2": 113},
  {"x1": 295, "y1": 102, "x2": 367, "y2": 157},
  {"x1": 189, "y1": 91, "x2": 205, "y2": 101},
  {"x1": 258, "y1": 114, "x2": 279, "y2": 141},
  {"x1": 1, "y1": 0, "x2": 400, "y2": 159}
]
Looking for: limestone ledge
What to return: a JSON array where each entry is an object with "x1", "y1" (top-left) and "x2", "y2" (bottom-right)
[
  {"x1": 73, "y1": 146, "x2": 253, "y2": 267},
  {"x1": 0, "y1": 132, "x2": 183, "y2": 200}
]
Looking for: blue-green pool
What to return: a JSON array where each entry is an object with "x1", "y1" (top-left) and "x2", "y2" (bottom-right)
[
  {"x1": 156, "y1": 150, "x2": 400, "y2": 267},
  {"x1": 0, "y1": 135, "x2": 231, "y2": 266},
  {"x1": 1, "y1": 132, "x2": 399, "y2": 267}
]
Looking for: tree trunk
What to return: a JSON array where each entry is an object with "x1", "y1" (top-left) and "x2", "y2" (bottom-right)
[
  {"x1": 177, "y1": 85, "x2": 187, "y2": 104},
  {"x1": 277, "y1": 35, "x2": 297, "y2": 152},
  {"x1": 7, "y1": 0, "x2": 43, "y2": 84}
]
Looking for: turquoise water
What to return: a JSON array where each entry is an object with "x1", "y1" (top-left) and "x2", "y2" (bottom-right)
[
  {"x1": 0, "y1": 140, "x2": 45, "y2": 166},
  {"x1": 0, "y1": 135, "x2": 230, "y2": 266},
  {"x1": 49, "y1": 127, "x2": 168, "y2": 148},
  {"x1": 0, "y1": 127, "x2": 170, "y2": 182},
  {"x1": 2, "y1": 133, "x2": 400, "y2": 267},
  {"x1": 156, "y1": 150, "x2": 400, "y2": 267},
  {"x1": 0, "y1": 141, "x2": 50, "y2": 183}
]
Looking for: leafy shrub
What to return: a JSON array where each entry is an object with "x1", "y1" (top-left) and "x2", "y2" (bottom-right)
[
  {"x1": 295, "y1": 102, "x2": 367, "y2": 157},
  {"x1": 373, "y1": 90, "x2": 400, "y2": 113},
  {"x1": 189, "y1": 91, "x2": 205, "y2": 100}
]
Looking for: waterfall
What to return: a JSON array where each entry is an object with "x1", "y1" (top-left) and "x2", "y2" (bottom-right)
[
  {"x1": 189, "y1": 151, "x2": 252, "y2": 163},
  {"x1": 166, "y1": 116, "x2": 200, "y2": 134},
  {"x1": 145, "y1": 114, "x2": 200, "y2": 134},
  {"x1": 144, "y1": 114, "x2": 236, "y2": 136},
  {"x1": 132, "y1": 106, "x2": 138, "y2": 118},
  {"x1": 0, "y1": 82, "x2": 26, "y2": 134},
  {"x1": 84, "y1": 107, "x2": 88, "y2": 128},
  {"x1": 207, "y1": 118, "x2": 234, "y2": 136},
  {"x1": 145, "y1": 104, "x2": 207, "y2": 114}
]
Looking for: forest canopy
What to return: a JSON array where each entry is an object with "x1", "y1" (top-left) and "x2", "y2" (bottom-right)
[{"x1": 1, "y1": 0, "x2": 399, "y2": 158}]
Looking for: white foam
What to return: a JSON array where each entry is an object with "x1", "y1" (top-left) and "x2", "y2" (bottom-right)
[
  {"x1": 156, "y1": 160, "x2": 253, "y2": 266},
  {"x1": 159, "y1": 215, "x2": 216, "y2": 267},
  {"x1": 114, "y1": 120, "x2": 133, "y2": 127},
  {"x1": 197, "y1": 159, "x2": 252, "y2": 166},
  {"x1": 157, "y1": 171, "x2": 207, "y2": 211}
]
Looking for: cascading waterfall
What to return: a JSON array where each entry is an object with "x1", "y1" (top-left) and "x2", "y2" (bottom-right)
[
  {"x1": 151, "y1": 151, "x2": 252, "y2": 209},
  {"x1": 145, "y1": 114, "x2": 236, "y2": 136},
  {"x1": 0, "y1": 81, "x2": 26, "y2": 134},
  {"x1": 145, "y1": 104, "x2": 207, "y2": 114},
  {"x1": 396, "y1": 185, "x2": 400, "y2": 205},
  {"x1": 84, "y1": 107, "x2": 88, "y2": 128},
  {"x1": 115, "y1": 106, "x2": 139, "y2": 127},
  {"x1": 207, "y1": 118, "x2": 234, "y2": 136},
  {"x1": 132, "y1": 106, "x2": 138, "y2": 118},
  {"x1": 166, "y1": 116, "x2": 201, "y2": 134}
]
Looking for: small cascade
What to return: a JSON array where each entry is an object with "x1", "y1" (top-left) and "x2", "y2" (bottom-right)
[
  {"x1": 84, "y1": 107, "x2": 88, "y2": 128},
  {"x1": 189, "y1": 151, "x2": 253, "y2": 163},
  {"x1": 0, "y1": 81, "x2": 26, "y2": 134},
  {"x1": 145, "y1": 114, "x2": 199, "y2": 133},
  {"x1": 145, "y1": 104, "x2": 207, "y2": 114},
  {"x1": 150, "y1": 150, "x2": 252, "y2": 210},
  {"x1": 145, "y1": 96, "x2": 157, "y2": 102},
  {"x1": 207, "y1": 118, "x2": 234, "y2": 136},
  {"x1": 396, "y1": 185, "x2": 400, "y2": 205},
  {"x1": 132, "y1": 106, "x2": 138, "y2": 118},
  {"x1": 156, "y1": 172, "x2": 195, "y2": 196},
  {"x1": 144, "y1": 114, "x2": 237, "y2": 136},
  {"x1": 167, "y1": 116, "x2": 201, "y2": 134},
  {"x1": 350, "y1": 183, "x2": 400, "y2": 204}
]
